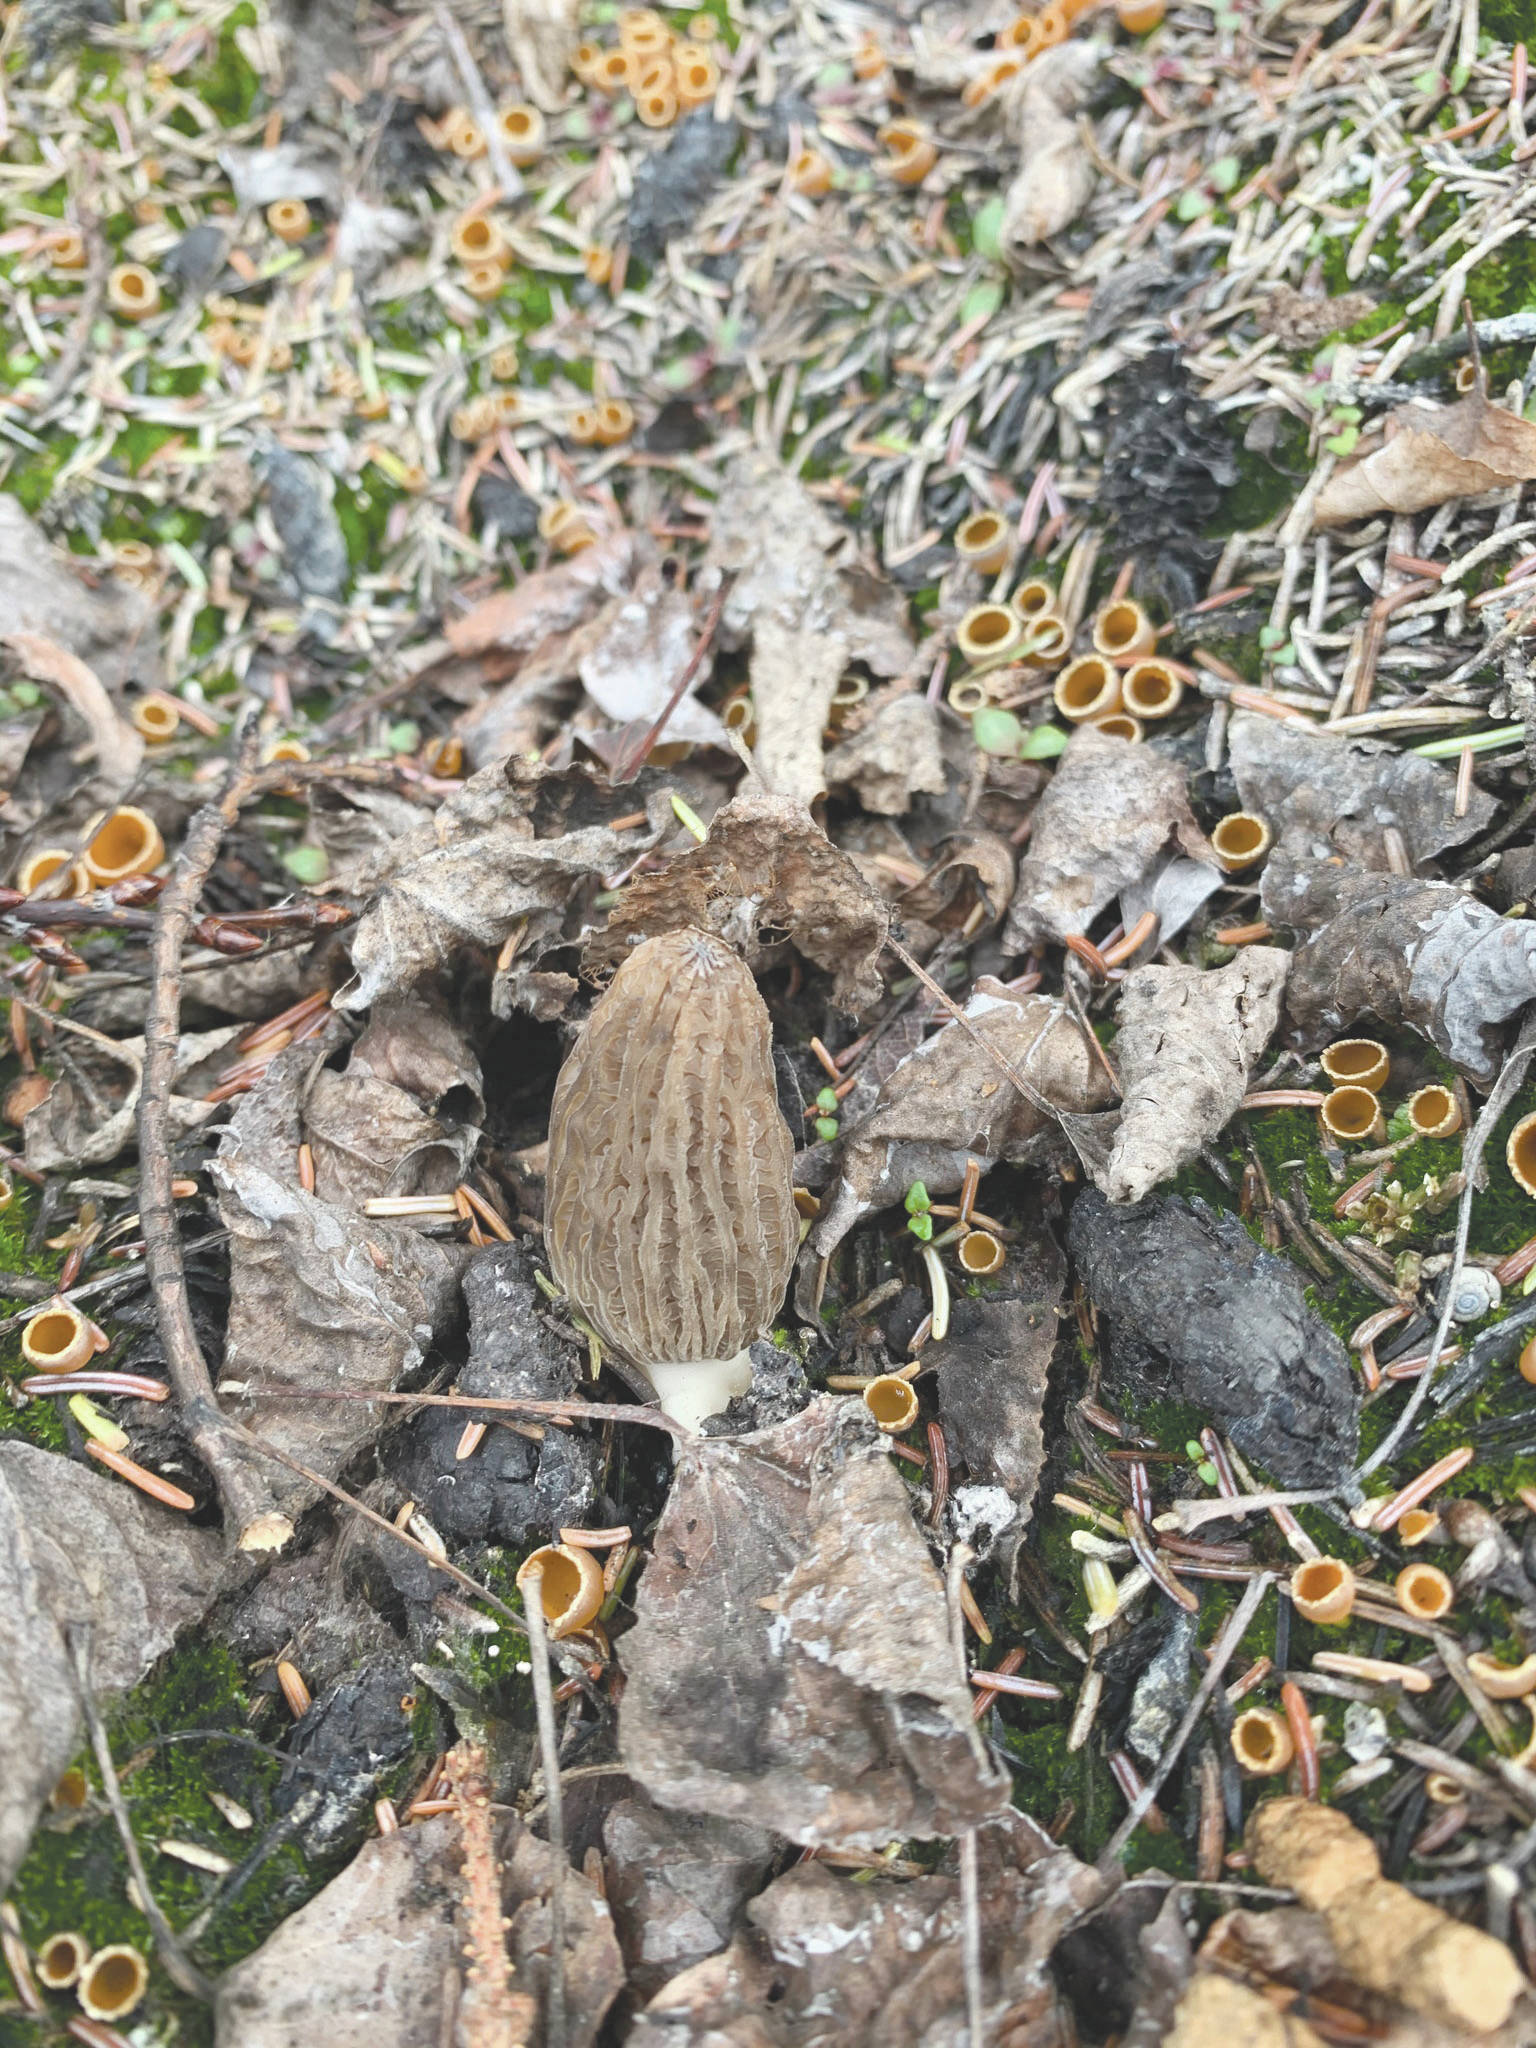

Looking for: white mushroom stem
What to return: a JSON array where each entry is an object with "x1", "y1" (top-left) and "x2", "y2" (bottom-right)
[{"x1": 641, "y1": 1351, "x2": 754, "y2": 1434}]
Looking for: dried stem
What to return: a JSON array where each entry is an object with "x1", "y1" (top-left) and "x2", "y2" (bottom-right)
[{"x1": 65, "y1": 1623, "x2": 215, "y2": 2005}]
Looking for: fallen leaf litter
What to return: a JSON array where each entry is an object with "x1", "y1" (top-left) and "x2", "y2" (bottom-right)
[{"x1": 5, "y1": 0, "x2": 1536, "y2": 2041}]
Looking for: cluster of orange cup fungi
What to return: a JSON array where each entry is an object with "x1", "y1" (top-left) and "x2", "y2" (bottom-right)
[
  {"x1": 952, "y1": 0, "x2": 1166, "y2": 110},
  {"x1": 1313, "y1": 1039, "x2": 1464, "y2": 1153},
  {"x1": 572, "y1": 9, "x2": 722, "y2": 129},
  {"x1": 15, "y1": 808, "x2": 164, "y2": 903}
]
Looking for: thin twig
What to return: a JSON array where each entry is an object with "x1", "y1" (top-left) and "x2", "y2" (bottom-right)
[
  {"x1": 1357, "y1": 1018, "x2": 1536, "y2": 1480},
  {"x1": 944, "y1": 1545, "x2": 985, "y2": 2048},
  {"x1": 610, "y1": 581, "x2": 730, "y2": 784},
  {"x1": 1098, "y1": 1572, "x2": 1274, "y2": 1870},
  {"x1": 521, "y1": 1569, "x2": 567, "y2": 2048},
  {"x1": 226, "y1": 1417, "x2": 529, "y2": 1631},
  {"x1": 137, "y1": 716, "x2": 290, "y2": 1550},
  {"x1": 433, "y1": 1, "x2": 521, "y2": 197},
  {"x1": 885, "y1": 935, "x2": 1063, "y2": 1125},
  {"x1": 238, "y1": 1384, "x2": 689, "y2": 1435},
  {"x1": 65, "y1": 1623, "x2": 216, "y2": 2005}
]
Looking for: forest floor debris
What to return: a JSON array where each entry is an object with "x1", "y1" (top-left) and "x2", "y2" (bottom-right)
[{"x1": 6, "y1": 0, "x2": 1536, "y2": 2042}]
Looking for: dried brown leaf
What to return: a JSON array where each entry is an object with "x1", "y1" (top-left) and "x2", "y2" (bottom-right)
[
  {"x1": 577, "y1": 574, "x2": 724, "y2": 749},
  {"x1": 336, "y1": 758, "x2": 669, "y2": 1015},
  {"x1": 1230, "y1": 712, "x2": 1495, "y2": 885},
  {"x1": 23, "y1": 1024, "x2": 238, "y2": 1172},
  {"x1": 445, "y1": 530, "x2": 637, "y2": 657},
  {"x1": 1003, "y1": 728, "x2": 1214, "y2": 950},
  {"x1": 1313, "y1": 386, "x2": 1536, "y2": 527},
  {"x1": 0, "y1": 1442, "x2": 222, "y2": 1892},
  {"x1": 217, "y1": 1806, "x2": 622, "y2": 2048},
  {"x1": 702, "y1": 453, "x2": 913, "y2": 804},
  {"x1": 0, "y1": 500, "x2": 161, "y2": 693},
  {"x1": 809, "y1": 981, "x2": 1112, "y2": 1264},
  {"x1": 1090, "y1": 948, "x2": 1289, "y2": 1204},
  {"x1": 3, "y1": 630, "x2": 144, "y2": 809},
  {"x1": 1000, "y1": 43, "x2": 1102, "y2": 250},
  {"x1": 629, "y1": 1811, "x2": 1103, "y2": 2048},
  {"x1": 823, "y1": 691, "x2": 948, "y2": 815},
  {"x1": 935, "y1": 1233, "x2": 1065, "y2": 1533},
  {"x1": 619, "y1": 1397, "x2": 1011, "y2": 1849},
  {"x1": 587, "y1": 792, "x2": 890, "y2": 1015},
  {"x1": 212, "y1": 1043, "x2": 470, "y2": 1521},
  {"x1": 1277, "y1": 869, "x2": 1536, "y2": 1087},
  {"x1": 300, "y1": 999, "x2": 482, "y2": 1208},
  {"x1": 603, "y1": 1796, "x2": 781, "y2": 2001}
]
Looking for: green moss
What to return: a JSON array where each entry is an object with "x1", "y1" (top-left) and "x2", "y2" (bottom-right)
[
  {"x1": 193, "y1": 2, "x2": 263, "y2": 123},
  {"x1": 1209, "y1": 416, "x2": 1308, "y2": 535},
  {"x1": 0, "y1": 1183, "x2": 73, "y2": 1451},
  {"x1": 1464, "y1": 235, "x2": 1536, "y2": 322},
  {"x1": 1482, "y1": 0, "x2": 1533, "y2": 44},
  {"x1": 2, "y1": 1638, "x2": 335, "y2": 2048}
]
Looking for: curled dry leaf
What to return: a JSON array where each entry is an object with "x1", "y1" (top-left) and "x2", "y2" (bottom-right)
[
  {"x1": 701, "y1": 452, "x2": 913, "y2": 804},
  {"x1": 211, "y1": 1042, "x2": 470, "y2": 1522},
  {"x1": 1086, "y1": 948, "x2": 1290, "y2": 1205},
  {"x1": 3, "y1": 630, "x2": 144, "y2": 813},
  {"x1": 809, "y1": 981, "x2": 1112, "y2": 1266},
  {"x1": 445, "y1": 529, "x2": 637, "y2": 657},
  {"x1": 1230, "y1": 712, "x2": 1495, "y2": 889},
  {"x1": 304, "y1": 998, "x2": 483, "y2": 1208},
  {"x1": 618, "y1": 1397, "x2": 1011, "y2": 1849},
  {"x1": 0, "y1": 498, "x2": 161, "y2": 693},
  {"x1": 1070, "y1": 1192, "x2": 1360, "y2": 1489},
  {"x1": 308, "y1": 782, "x2": 434, "y2": 895},
  {"x1": 1003, "y1": 727, "x2": 1214, "y2": 950},
  {"x1": 1000, "y1": 40, "x2": 1102, "y2": 250},
  {"x1": 0, "y1": 1442, "x2": 222, "y2": 1893},
  {"x1": 629, "y1": 1811, "x2": 1103, "y2": 2048},
  {"x1": 1276, "y1": 868, "x2": 1536, "y2": 1088},
  {"x1": 587, "y1": 792, "x2": 890, "y2": 1015},
  {"x1": 822, "y1": 691, "x2": 948, "y2": 816},
  {"x1": 1313, "y1": 386, "x2": 1536, "y2": 527},
  {"x1": 577, "y1": 570, "x2": 725, "y2": 752},
  {"x1": 218, "y1": 1806, "x2": 624, "y2": 2048},
  {"x1": 24, "y1": 1023, "x2": 239, "y2": 1173},
  {"x1": 603, "y1": 1795, "x2": 782, "y2": 2003},
  {"x1": 935, "y1": 1232, "x2": 1065, "y2": 1539},
  {"x1": 336, "y1": 757, "x2": 670, "y2": 1015}
]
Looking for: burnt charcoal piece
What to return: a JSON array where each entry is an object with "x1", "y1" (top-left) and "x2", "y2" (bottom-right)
[
  {"x1": 1098, "y1": 350, "x2": 1238, "y2": 610},
  {"x1": 703, "y1": 1338, "x2": 812, "y2": 1435},
  {"x1": 261, "y1": 444, "x2": 348, "y2": 602},
  {"x1": 382, "y1": 1403, "x2": 594, "y2": 1547},
  {"x1": 626, "y1": 112, "x2": 739, "y2": 261},
  {"x1": 471, "y1": 472, "x2": 540, "y2": 541},
  {"x1": 1068, "y1": 1191, "x2": 1359, "y2": 1488},
  {"x1": 276, "y1": 1658, "x2": 417, "y2": 1850},
  {"x1": 641, "y1": 399, "x2": 712, "y2": 454},
  {"x1": 162, "y1": 223, "x2": 229, "y2": 294}
]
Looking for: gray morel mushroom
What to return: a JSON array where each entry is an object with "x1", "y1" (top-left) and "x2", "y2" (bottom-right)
[{"x1": 545, "y1": 927, "x2": 797, "y2": 1431}]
